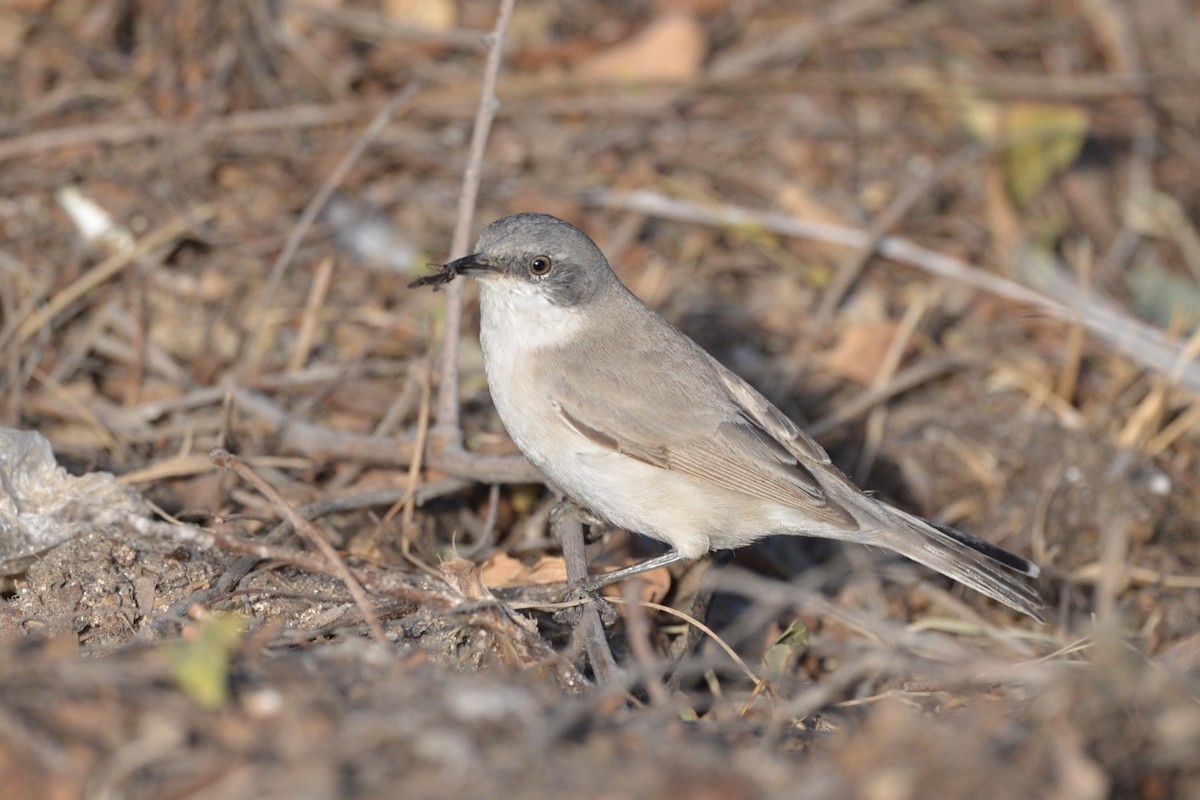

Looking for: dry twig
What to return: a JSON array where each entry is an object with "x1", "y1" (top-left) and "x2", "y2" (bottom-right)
[
  {"x1": 240, "y1": 83, "x2": 419, "y2": 379},
  {"x1": 554, "y1": 503, "x2": 621, "y2": 685},
  {"x1": 430, "y1": 0, "x2": 518, "y2": 454},
  {"x1": 210, "y1": 448, "x2": 389, "y2": 645},
  {"x1": 8, "y1": 207, "x2": 214, "y2": 350},
  {"x1": 590, "y1": 189, "x2": 1200, "y2": 393}
]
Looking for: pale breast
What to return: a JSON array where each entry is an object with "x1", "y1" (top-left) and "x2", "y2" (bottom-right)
[
  {"x1": 477, "y1": 279, "x2": 585, "y2": 468},
  {"x1": 476, "y1": 278, "x2": 803, "y2": 558}
]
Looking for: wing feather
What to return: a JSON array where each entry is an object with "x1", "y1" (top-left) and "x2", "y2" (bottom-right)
[
  {"x1": 555, "y1": 398, "x2": 857, "y2": 529},
  {"x1": 543, "y1": 300, "x2": 857, "y2": 530},
  {"x1": 707, "y1": 353, "x2": 831, "y2": 465}
]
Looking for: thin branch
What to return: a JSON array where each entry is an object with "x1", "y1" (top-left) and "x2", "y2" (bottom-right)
[
  {"x1": 288, "y1": 255, "x2": 335, "y2": 373},
  {"x1": 588, "y1": 188, "x2": 1200, "y2": 393},
  {"x1": 400, "y1": 356, "x2": 434, "y2": 545},
  {"x1": 852, "y1": 292, "x2": 929, "y2": 485},
  {"x1": 1080, "y1": 0, "x2": 1158, "y2": 280},
  {"x1": 621, "y1": 581, "x2": 670, "y2": 707},
  {"x1": 554, "y1": 502, "x2": 621, "y2": 685},
  {"x1": 9, "y1": 206, "x2": 214, "y2": 350},
  {"x1": 807, "y1": 355, "x2": 961, "y2": 439},
  {"x1": 0, "y1": 101, "x2": 380, "y2": 165},
  {"x1": 591, "y1": 187, "x2": 1065, "y2": 309},
  {"x1": 229, "y1": 387, "x2": 542, "y2": 482},
  {"x1": 608, "y1": 597, "x2": 761, "y2": 686},
  {"x1": 210, "y1": 448, "x2": 389, "y2": 646},
  {"x1": 431, "y1": 0, "x2": 517, "y2": 447},
  {"x1": 236, "y1": 83, "x2": 420, "y2": 381},
  {"x1": 816, "y1": 142, "x2": 991, "y2": 324},
  {"x1": 239, "y1": 83, "x2": 419, "y2": 379},
  {"x1": 0, "y1": 69, "x2": 1189, "y2": 169}
]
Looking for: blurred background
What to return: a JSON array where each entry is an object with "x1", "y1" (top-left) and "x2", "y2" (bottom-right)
[{"x1": 1, "y1": 1, "x2": 1199, "y2": 797}]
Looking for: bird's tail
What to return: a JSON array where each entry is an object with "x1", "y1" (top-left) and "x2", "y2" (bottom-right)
[{"x1": 875, "y1": 507, "x2": 1046, "y2": 622}]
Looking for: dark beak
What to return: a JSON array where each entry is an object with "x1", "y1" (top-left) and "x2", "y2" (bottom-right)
[
  {"x1": 408, "y1": 253, "x2": 499, "y2": 290},
  {"x1": 446, "y1": 253, "x2": 501, "y2": 277}
]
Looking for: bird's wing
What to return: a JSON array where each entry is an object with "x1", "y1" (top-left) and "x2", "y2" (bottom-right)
[
  {"x1": 704, "y1": 352, "x2": 833, "y2": 466},
  {"x1": 548, "y1": 343, "x2": 857, "y2": 529}
]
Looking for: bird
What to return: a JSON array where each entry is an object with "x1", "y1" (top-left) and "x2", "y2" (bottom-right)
[{"x1": 421, "y1": 212, "x2": 1045, "y2": 622}]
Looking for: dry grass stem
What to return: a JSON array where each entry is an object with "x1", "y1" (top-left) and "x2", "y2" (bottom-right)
[
  {"x1": 240, "y1": 84, "x2": 419, "y2": 379},
  {"x1": 210, "y1": 448, "x2": 388, "y2": 645}
]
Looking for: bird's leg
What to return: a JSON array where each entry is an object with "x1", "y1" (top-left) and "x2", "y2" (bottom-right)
[
  {"x1": 550, "y1": 497, "x2": 621, "y2": 681},
  {"x1": 549, "y1": 498, "x2": 611, "y2": 543},
  {"x1": 578, "y1": 549, "x2": 689, "y2": 592}
]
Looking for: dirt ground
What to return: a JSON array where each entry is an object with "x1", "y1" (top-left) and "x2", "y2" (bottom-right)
[{"x1": 2, "y1": 1, "x2": 1200, "y2": 798}]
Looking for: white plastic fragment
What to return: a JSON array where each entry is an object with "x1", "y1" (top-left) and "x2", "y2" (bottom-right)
[
  {"x1": 0, "y1": 428, "x2": 145, "y2": 573},
  {"x1": 55, "y1": 185, "x2": 136, "y2": 252}
]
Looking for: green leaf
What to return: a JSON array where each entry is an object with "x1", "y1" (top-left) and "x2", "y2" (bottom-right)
[
  {"x1": 167, "y1": 614, "x2": 245, "y2": 709},
  {"x1": 761, "y1": 619, "x2": 809, "y2": 674},
  {"x1": 1001, "y1": 104, "x2": 1088, "y2": 208},
  {"x1": 959, "y1": 100, "x2": 1089, "y2": 208}
]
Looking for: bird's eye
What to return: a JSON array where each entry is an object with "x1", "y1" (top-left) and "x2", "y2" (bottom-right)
[{"x1": 528, "y1": 255, "x2": 553, "y2": 276}]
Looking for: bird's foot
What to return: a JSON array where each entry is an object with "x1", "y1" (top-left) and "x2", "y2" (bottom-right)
[
  {"x1": 549, "y1": 498, "x2": 612, "y2": 543},
  {"x1": 554, "y1": 583, "x2": 619, "y2": 627}
]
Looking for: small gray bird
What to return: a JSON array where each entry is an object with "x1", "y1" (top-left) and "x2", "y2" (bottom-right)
[{"x1": 429, "y1": 213, "x2": 1044, "y2": 621}]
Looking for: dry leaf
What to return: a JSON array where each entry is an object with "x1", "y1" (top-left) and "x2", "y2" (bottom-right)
[
  {"x1": 382, "y1": 0, "x2": 455, "y2": 30},
  {"x1": 762, "y1": 618, "x2": 809, "y2": 674},
  {"x1": 440, "y1": 556, "x2": 493, "y2": 600},
  {"x1": 481, "y1": 553, "x2": 567, "y2": 588},
  {"x1": 823, "y1": 321, "x2": 900, "y2": 385},
  {"x1": 480, "y1": 552, "x2": 524, "y2": 587},
  {"x1": 577, "y1": 12, "x2": 706, "y2": 82},
  {"x1": 528, "y1": 556, "x2": 568, "y2": 584},
  {"x1": 595, "y1": 563, "x2": 672, "y2": 605},
  {"x1": 1001, "y1": 104, "x2": 1088, "y2": 208}
]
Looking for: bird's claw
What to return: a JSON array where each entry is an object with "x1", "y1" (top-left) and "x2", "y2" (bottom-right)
[
  {"x1": 554, "y1": 583, "x2": 619, "y2": 627},
  {"x1": 549, "y1": 499, "x2": 611, "y2": 540}
]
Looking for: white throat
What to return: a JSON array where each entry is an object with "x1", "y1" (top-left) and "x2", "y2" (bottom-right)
[
  {"x1": 475, "y1": 276, "x2": 588, "y2": 482},
  {"x1": 477, "y1": 278, "x2": 587, "y2": 355}
]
